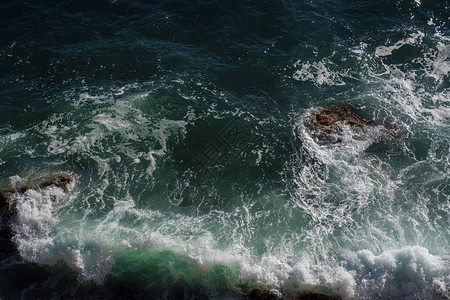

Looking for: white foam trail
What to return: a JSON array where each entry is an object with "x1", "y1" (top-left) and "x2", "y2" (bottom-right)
[
  {"x1": 146, "y1": 118, "x2": 187, "y2": 176},
  {"x1": 8, "y1": 173, "x2": 449, "y2": 298},
  {"x1": 293, "y1": 59, "x2": 347, "y2": 86},
  {"x1": 40, "y1": 88, "x2": 188, "y2": 179},
  {"x1": 292, "y1": 29, "x2": 449, "y2": 128},
  {"x1": 375, "y1": 32, "x2": 425, "y2": 57},
  {"x1": 429, "y1": 42, "x2": 450, "y2": 83},
  {"x1": 285, "y1": 94, "x2": 449, "y2": 298},
  {"x1": 5, "y1": 30, "x2": 448, "y2": 297},
  {"x1": 371, "y1": 30, "x2": 450, "y2": 127}
]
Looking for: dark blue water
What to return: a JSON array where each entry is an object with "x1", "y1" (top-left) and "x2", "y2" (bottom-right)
[{"x1": 0, "y1": 1, "x2": 449, "y2": 299}]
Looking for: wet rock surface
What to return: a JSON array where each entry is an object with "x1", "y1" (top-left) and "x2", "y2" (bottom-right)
[
  {"x1": 14, "y1": 173, "x2": 74, "y2": 194},
  {"x1": 0, "y1": 173, "x2": 74, "y2": 250},
  {"x1": 305, "y1": 106, "x2": 403, "y2": 144},
  {"x1": 244, "y1": 288, "x2": 342, "y2": 300},
  {"x1": 0, "y1": 191, "x2": 15, "y2": 245}
]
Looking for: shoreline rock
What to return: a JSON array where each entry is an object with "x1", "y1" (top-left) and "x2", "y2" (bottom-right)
[
  {"x1": 0, "y1": 173, "x2": 74, "y2": 251},
  {"x1": 244, "y1": 287, "x2": 342, "y2": 300}
]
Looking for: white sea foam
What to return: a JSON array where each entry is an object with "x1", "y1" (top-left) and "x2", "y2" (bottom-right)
[
  {"x1": 293, "y1": 59, "x2": 347, "y2": 86},
  {"x1": 375, "y1": 32, "x2": 425, "y2": 57},
  {"x1": 346, "y1": 246, "x2": 450, "y2": 299},
  {"x1": 282, "y1": 73, "x2": 449, "y2": 296},
  {"x1": 40, "y1": 87, "x2": 188, "y2": 180},
  {"x1": 10, "y1": 177, "x2": 75, "y2": 262},
  {"x1": 7, "y1": 31, "x2": 448, "y2": 297},
  {"x1": 371, "y1": 30, "x2": 450, "y2": 127},
  {"x1": 8, "y1": 175, "x2": 118, "y2": 284},
  {"x1": 9, "y1": 175, "x2": 449, "y2": 297}
]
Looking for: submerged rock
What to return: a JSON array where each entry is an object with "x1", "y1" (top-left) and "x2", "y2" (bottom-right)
[
  {"x1": 305, "y1": 106, "x2": 402, "y2": 144},
  {"x1": 244, "y1": 288, "x2": 342, "y2": 300}
]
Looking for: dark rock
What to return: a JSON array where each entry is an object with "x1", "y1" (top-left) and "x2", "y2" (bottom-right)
[
  {"x1": 297, "y1": 292, "x2": 342, "y2": 300},
  {"x1": 0, "y1": 173, "x2": 74, "y2": 253},
  {"x1": 16, "y1": 173, "x2": 74, "y2": 193},
  {"x1": 0, "y1": 190, "x2": 14, "y2": 241},
  {"x1": 305, "y1": 106, "x2": 402, "y2": 143},
  {"x1": 38, "y1": 173, "x2": 74, "y2": 192},
  {"x1": 247, "y1": 288, "x2": 280, "y2": 300},
  {"x1": 0, "y1": 190, "x2": 12, "y2": 210},
  {"x1": 244, "y1": 288, "x2": 342, "y2": 300}
]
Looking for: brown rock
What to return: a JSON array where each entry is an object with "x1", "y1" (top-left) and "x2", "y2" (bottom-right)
[
  {"x1": 0, "y1": 173, "x2": 74, "y2": 249},
  {"x1": 38, "y1": 173, "x2": 74, "y2": 192},
  {"x1": 13, "y1": 173, "x2": 74, "y2": 193},
  {"x1": 305, "y1": 106, "x2": 402, "y2": 143}
]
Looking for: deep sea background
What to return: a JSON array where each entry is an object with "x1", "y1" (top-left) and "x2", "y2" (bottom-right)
[{"x1": 0, "y1": 0, "x2": 449, "y2": 299}]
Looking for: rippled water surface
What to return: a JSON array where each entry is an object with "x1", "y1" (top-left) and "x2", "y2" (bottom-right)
[{"x1": 0, "y1": 0, "x2": 449, "y2": 299}]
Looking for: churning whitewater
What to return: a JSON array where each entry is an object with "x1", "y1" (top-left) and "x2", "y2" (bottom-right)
[{"x1": 0, "y1": 0, "x2": 449, "y2": 299}]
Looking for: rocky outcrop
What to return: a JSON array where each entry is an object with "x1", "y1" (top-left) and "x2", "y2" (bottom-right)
[
  {"x1": 0, "y1": 173, "x2": 74, "y2": 250},
  {"x1": 12, "y1": 173, "x2": 74, "y2": 194},
  {"x1": 296, "y1": 292, "x2": 342, "y2": 300},
  {"x1": 242, "y1": 286, "x2": 342, "y2": 300},
  {"x1": 0, "y1": 190, "x2": 14, "y2": 241},
  {"x1": 305, "y1": 106, "x2": 402, "y2": 144},
  {"x1": 244, "y1": 287, "x2": 342, "y2": 300}
]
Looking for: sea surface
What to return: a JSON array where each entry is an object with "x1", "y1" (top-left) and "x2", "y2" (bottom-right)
[{"x1": 0, "y1": 0, "x2": 449, "y2": 299}]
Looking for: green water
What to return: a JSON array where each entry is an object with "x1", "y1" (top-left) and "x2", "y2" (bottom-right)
[{"x1": 0, "y1": 0, "x2": 449, "y2": 299}]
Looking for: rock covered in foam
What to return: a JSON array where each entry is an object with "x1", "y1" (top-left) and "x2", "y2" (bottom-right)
[
  {"x1": 0, "y1": 173, "x2": 74, "y2": 247},
  {"x1": 305, "y1": 106, "x2": 403, "y2": 144},
  {"x1": 15, "y1": 173, "x2": 74, "y2": 193}
]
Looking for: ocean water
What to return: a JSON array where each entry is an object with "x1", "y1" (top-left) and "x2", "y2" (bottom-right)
[{"x1": 0, "y1": 0, "x2": 449, "y2": 299}]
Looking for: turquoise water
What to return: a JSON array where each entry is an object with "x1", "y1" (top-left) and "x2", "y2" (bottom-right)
[{"x1": 0, "y1": 1, "x2": 449, "y2": 299}]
